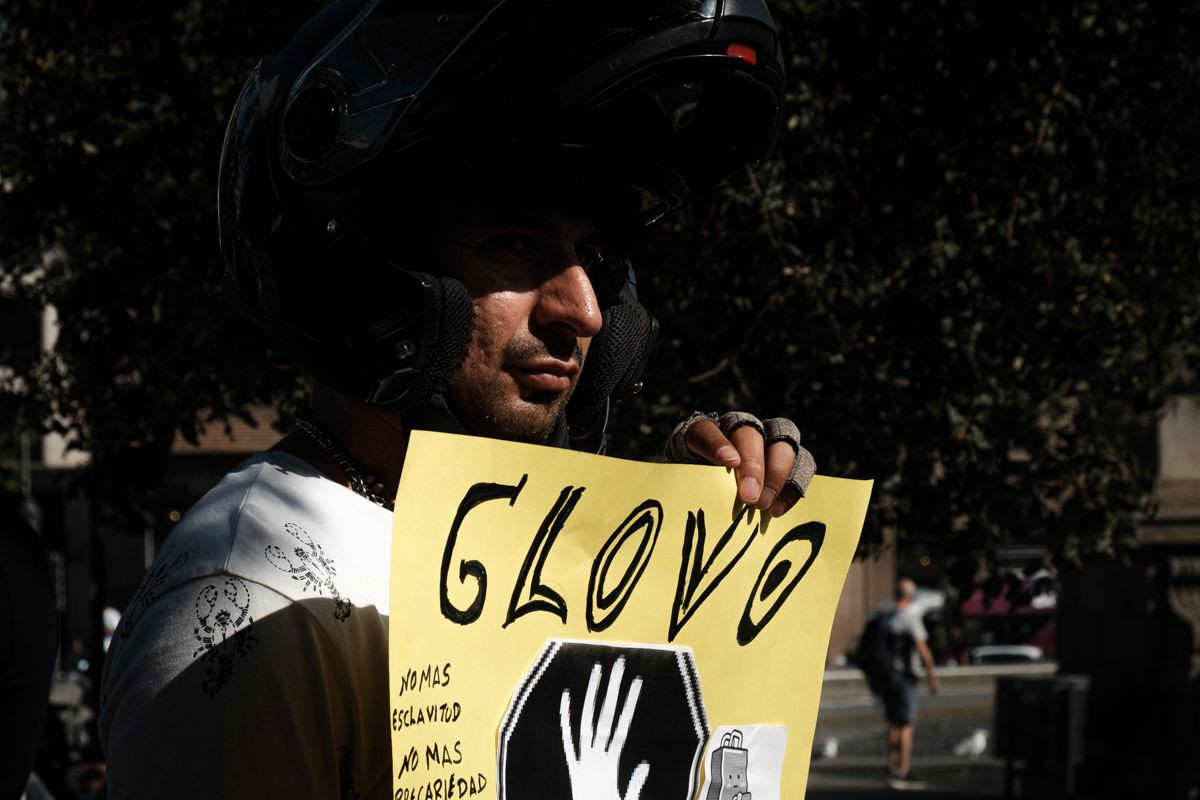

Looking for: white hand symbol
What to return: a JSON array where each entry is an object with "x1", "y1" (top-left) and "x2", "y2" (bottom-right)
[{"x1": 559, "y1": 657, "x2": 650, "y2": 800}]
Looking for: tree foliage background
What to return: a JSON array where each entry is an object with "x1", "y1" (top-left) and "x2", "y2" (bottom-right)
[{"x1": 2, "y1": 0, "x2": 1198, "y2": 585}]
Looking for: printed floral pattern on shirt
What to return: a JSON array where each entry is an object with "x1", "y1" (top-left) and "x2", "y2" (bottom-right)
[
  {"x1": 265, "y1": 522, "x2": 353, "y2": 622},
  {"x1": 193, "y1": 576, "x2": 258, "y2": 696},
  {"x1": 120, "y1": 545, "x2": 191, "y2": 638}
]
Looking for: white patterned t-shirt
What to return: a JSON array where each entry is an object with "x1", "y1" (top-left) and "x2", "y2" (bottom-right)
[{"x1": 99, "y1": 451, "x2": 394, "y2": 800}]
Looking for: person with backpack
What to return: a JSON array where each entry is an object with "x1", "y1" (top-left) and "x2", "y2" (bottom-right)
[{"x1": 856, "y1": 578, "x2": 940, "y2": 790}]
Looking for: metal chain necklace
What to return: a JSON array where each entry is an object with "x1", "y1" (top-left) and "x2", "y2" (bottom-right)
[{"x1": 296, "y1": 418, "x2": 392, "y2": 509}]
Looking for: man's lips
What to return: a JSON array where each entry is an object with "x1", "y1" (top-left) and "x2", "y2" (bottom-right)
[{"x1": 507, "y1": 360, "x2": 578, "y2": 392}]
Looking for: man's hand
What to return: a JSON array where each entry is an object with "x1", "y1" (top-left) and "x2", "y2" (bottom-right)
[
  {"x1": 915, "y1": 639, "x2": 940, "y2": 695},
  {"x1": 664, "y1": 412, "x2": 816, "y2": 518},
  {"x1": 559, "y1": 657, "x2": 650, "y2": 800}
]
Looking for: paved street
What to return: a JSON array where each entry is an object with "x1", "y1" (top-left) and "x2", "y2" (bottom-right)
[
  {"x1": 808, "y1": 755, "x2": 1005, "y2": 798},
  {"x1": 801, "y1": 663, "x2": 1056, "y2": 798}
]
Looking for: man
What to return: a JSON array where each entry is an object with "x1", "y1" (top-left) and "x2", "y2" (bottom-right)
[
  {"x1": 100, "y1": 1, "x2": 815, "y2": 797},
  {"x1": 862, "y1": 578, "x2": 940, "y2": 790}
]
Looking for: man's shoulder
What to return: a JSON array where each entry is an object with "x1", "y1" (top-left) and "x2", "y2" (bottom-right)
[
  {"x1": 892, "y1": 604, "x2": 927, "y2": 641},
  {"x1": 149, "y1": 451, "x2": 310, "y2": 575},
  {"x1": 120, "y1": 450, "x2": 392, "y2": 629},
  {"x1": 101, "y1": 451, "x2": 393, "y2": 736},
  {"x1": 878, "y1": 604, "x2": 916, "y2": 634},
  {"x1": 118, "y1": 451, "x2": 379, "y2": 614}
]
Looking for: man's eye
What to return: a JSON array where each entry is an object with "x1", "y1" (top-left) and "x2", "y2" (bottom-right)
[{"x1": 489, "y1": 234, "x2": 531, "y2": 254}]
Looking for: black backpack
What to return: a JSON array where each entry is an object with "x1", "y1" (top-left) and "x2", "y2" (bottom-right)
[{"x1": 855, "y1": 610, "x2": 897, "y2": 688}]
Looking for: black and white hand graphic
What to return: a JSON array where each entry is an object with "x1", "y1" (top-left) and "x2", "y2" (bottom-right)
[
  {"x1": 499, "y1": 641, "x2": 709, "y2": 800},
  {"x1": 559, "y1": 657, "x2": 650, "y2": 800}
]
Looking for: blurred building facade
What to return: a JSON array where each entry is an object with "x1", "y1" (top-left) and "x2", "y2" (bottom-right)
[
  {"x1": 1058, "y1": 395, "x2": 1200, "y2": 799},
  {"x1": 27, "y1": 393, "x2": 278, "y2": 682}
]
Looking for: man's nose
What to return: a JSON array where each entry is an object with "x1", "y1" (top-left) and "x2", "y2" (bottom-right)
[{"x1": 534, "y1": 262, "x2": 603, "y2": 339}]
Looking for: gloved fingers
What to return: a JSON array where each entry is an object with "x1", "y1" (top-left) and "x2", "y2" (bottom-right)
[
  {"x1": 787, "y1": 444, "x2": 817, "y2": 499},
  {"x1": 666, "y1": 411, "x2": 815, "y2": 512},
  {"x1": 727, "y1": 423, "x2": 766, "y2": 506},
  {"x1": 664, "y1": 411, "x2": 728, "y2": 465},
  {"x1": 761, "y1": 439, "x2": 797, "y2": 513},
  {"x1": 762, "y1": 417, "x2": 816, "y2": 510},
  {"x1": 717, "y1": 411, "x2": 765, "y2": 439},
  {"x1": 762, "y1": 417, "x2": 801, "y2": 452},
  {"x1": 763, "y1": 446, "x2": 816, "y2": 517}
]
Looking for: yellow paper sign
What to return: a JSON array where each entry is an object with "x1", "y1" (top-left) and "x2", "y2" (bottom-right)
[{"x1": 390, "y1": 430, "x2": 870, "y2": 800}]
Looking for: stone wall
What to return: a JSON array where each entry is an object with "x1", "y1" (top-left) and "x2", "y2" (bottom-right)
[
  {"x1": 826, "y1": 529, "x2": 895, "y2": 666},
  {"x1": 1056, "y1": 395, "x2": 1200, "y2": 799}
]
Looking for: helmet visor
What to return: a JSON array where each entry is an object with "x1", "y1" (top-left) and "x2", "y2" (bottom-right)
[{"x1": 278, "y1": 0, "x2": 783, "y2": 216}]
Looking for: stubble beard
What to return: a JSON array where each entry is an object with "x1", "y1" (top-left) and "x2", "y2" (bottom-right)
[{"x1": 453, "y1": 337, "x2": 585, "y2": 445}]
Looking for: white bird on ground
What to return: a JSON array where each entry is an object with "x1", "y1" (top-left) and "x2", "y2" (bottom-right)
[
  {"x1": 953, "y1": 728, "x2": 988, "y2": 758},
  {"x1": 815, "y1": 737, "x2": 839, "y2": 759}
]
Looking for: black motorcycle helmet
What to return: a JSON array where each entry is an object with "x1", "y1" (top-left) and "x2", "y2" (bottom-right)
[{"x1": 218, "y1": 0, "x2": 785, "y2": 449}]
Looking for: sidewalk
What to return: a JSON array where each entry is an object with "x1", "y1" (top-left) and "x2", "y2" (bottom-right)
[
  {"x1": 803, "y1": 663, "x2": 1053, "y2": 798},
  {"x1": 808, "y1": 755, "x2": 1005, "y2": 799}
]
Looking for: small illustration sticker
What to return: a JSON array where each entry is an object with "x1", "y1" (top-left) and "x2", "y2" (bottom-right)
[{"x1": 698, "y1": 725, "x2": 788, "y2": 800}]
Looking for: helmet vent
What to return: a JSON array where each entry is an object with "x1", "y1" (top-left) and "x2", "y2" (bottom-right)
[{"x1": 284, "y1": 86, "x2": 341, "y2": 163}]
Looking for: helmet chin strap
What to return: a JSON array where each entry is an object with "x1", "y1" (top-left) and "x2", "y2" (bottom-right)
[
  {"x1": 400, "y1": 393, "x2": 467, "y2": 437},
  {"x1": 568, "y1": 397, "x2": 611, "y2": 455}
]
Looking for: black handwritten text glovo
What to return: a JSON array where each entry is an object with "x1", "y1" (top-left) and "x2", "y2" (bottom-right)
[{"x1": 437, "y1": 475, "x2": 826, "y2": 645}]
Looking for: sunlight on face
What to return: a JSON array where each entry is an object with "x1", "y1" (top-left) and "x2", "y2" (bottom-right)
[{"x1": 424, "y1": 185, "x2": 610, "y2": 443}]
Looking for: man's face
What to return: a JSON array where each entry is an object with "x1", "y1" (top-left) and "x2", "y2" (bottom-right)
[{"x1": 426, "y1": 185, "x2": 607, "y2": 443}]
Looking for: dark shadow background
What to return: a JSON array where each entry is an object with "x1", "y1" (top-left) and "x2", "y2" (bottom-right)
[{"x1": 2, "y1": 1, "x2": 1199, "y2": 798}]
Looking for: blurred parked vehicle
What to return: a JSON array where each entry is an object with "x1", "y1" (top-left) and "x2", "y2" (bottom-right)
[
  {"x1": 969, "y1": 644, "x2": 1045, "y2": 664},
  {"x1": 961, "y1": 574, "x2": 1056, "y2": 659}
]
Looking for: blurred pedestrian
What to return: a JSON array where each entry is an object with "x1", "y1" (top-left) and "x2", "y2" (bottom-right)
[{"x1": 857, "y1": 577, "x2": 940, "y2": 790}]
